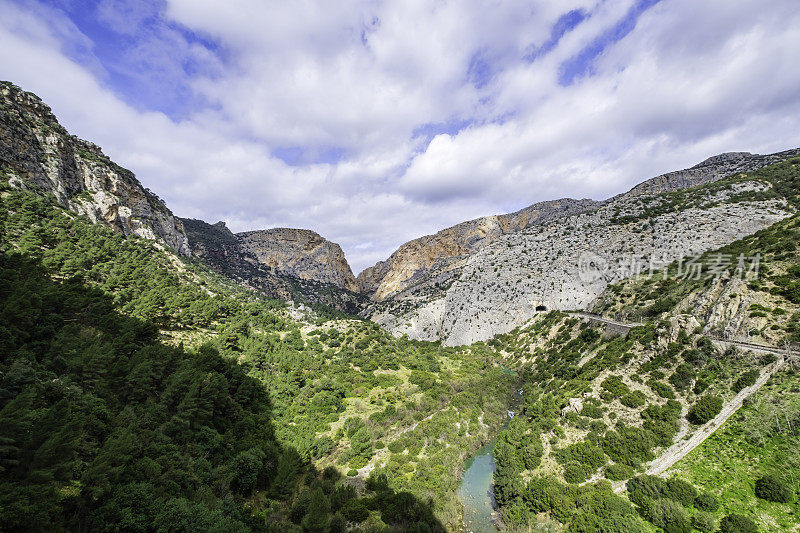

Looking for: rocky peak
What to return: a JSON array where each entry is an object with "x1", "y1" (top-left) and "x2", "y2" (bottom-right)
[
  {"x1": 0, "y1": 81, "x2": 190, "y2": 255},
  {"x1": 357, "y1": 197, "x2": 599, "y2": 301},
  {"x1": 624, "y1": 148, "x2": 800, "y2": 197},
  {"x1": 237, "y1": 228, "x2": 357, "y2": 292}
]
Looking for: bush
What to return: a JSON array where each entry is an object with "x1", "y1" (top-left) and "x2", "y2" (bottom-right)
[
  {"x1": 621, "y1": 390, "x2": 647, "y2": 408},
  {"x1": 692, "y1": 511, "x2": 716, "y2": 532},
  {"x1": 668, "y1": 363, "x2": 695, "y2": 391},
  {"x1": 522, "y1": 439, "x2": 544, "y2": 469},
  {"x1": 649, "y1": 381, "x2": 675, "y2": 399},
  {"x1": 601, "y1": 375, "x2": 631, "y2": 396},
  {"x1": 663, "y1": 478, "x2": 697, "y2": 507},
  {"x1": 563, "y1": 462, "x2": 587, "y2": 484},
  {"x1": 581, "y1": 404, "x2": 604, "y2": 419},
  {"x1": 646, "y1": 297, "x2": 677, "y2": 317},
  {"x1": 627, "y1": 475, "x2": 667, "y2": 507},
  {"x1": 643, "y1": 498, "x2": 691, "y2": 533},
  {"x1": 604, "y1": 463, "x2": 634, "y2": 481},
  {"x1": 755, "y1": 474, "x2": 793, "y2": 503},
  {"x1": 719, "y1": 514, "x2": 758, "y2": 533},
  {"x1": 688, "y1": 395, "x2": 723, "y2": 424},
  {"x1": 556, "y1": 442, "x2": 606, "y2": 470},
  {"x1": 602, "y1": 427, "x2": 656, "y2": 468},
  {"x1": 732, "y1": 370, "x2": 760, "y2": 392},
  {"x1": 340, "y1": 498, "x2": 369, "y2": 522},
  {"x1": 694, "y1": 492, "x2": 719, "y2": 512}
]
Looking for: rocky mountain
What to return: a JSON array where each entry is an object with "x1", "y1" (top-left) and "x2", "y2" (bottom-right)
[
  {"x1": 357, "y1": 198, "x2": 599, "y2": 301},
  {"x1": 623, "y1": 149, "x2": 800, "y2": 197},
  {"x1": 181, "y1": 217, "x2": 364, "y2": 313},
  {"x1": 0, "y1": 81, "x2": 190, "y2": 256},
  {"x1": 368, "y1": 148, "x2": 800, "y2": 346},
  {"x1": 238, "y1": 228, "x2": 357, "y2": 291},
  {"x1": 360, "y1": 149, "x2": 800, "y2": 306},
  {"x1": 0, "y1": 80, "x2": 363, "y2": 309}
]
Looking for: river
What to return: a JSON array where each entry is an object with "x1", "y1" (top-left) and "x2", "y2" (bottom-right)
[
  {"x1": 458, "y1": 388, "x2": 521, "y2": 533},
  {"x1": 457, "y1": 433, "x2": 502, "y2": 533}
]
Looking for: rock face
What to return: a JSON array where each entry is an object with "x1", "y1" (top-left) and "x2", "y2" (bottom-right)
[
  {"x1": 368, "y1": 150, "x2": 800, "y2": 346},
  {"x1": 358, "y1": 198, "x2": 599, "y2": 301},
  {"x1": 0, "y1": 81, "x2": 190, "y2": 255},
  {"x1": 360, "y1": 149, "x2": 800, "y2": 304},
  {"x1": 181, "y1": 218, "x2": 364, "y2": 313},
  {"x1": 237, "y1": 228, "x2": 358, "y2": 291},
  {"x1": 623, "y1": 149, "x2": 800, "y2": 197}
]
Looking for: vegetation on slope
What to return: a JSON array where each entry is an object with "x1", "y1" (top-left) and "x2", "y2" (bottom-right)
[
  {"x1": 597, "y1": 158, "x2": 800, "y2": 348},
  {"x1": 1, "y1": 173, "x2": 516, "y2": 529},
  {"x1": 668, "y1": 369, "x2": 800, "y2": 531},
  {"x1": 485, "y1": 157, "x2": 800, "y2": 532}
]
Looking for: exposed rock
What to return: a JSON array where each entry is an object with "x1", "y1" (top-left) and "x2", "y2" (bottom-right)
[
  {"x1": 181, "y1": 218, "x2": 365, "y2": 314},
  {"x1": 358, "y1": 198, "x2": 599, "y2": 301},
  {"x1": 361, "y1": 149, "x2": 800, "y2": 306},
  {"x1": 372, "y1": 174, "x2": 796, "y2": 346},
  {"x1": 238, "y1": 228, "x2": 357, "y2": 291},
  {"x1": 0, "y1": 81, "x2": 190, "y2": 255},
  {"x1": 623, "y1": 149, "x2": 800, "y2": 197}
]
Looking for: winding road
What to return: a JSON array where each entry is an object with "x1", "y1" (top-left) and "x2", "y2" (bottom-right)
[{"x1": 570, "y1": 312, "x2": 794, "y2": 493}]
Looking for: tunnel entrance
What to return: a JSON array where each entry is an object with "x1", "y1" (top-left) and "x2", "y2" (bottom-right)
[{"x1": 535, "y1": 305, "x2": 547, "y2": 312}]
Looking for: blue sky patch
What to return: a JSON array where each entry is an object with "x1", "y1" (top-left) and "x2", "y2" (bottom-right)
[{"x1": 558, "y1": 0, "x2": 662, "y2": 86}]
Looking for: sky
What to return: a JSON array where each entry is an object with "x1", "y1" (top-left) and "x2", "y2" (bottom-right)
[{"x1": 2, "y1": 0, "x2": 800, "y2": 273}]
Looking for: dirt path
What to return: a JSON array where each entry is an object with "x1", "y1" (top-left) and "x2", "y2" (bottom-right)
[
  {"x1": 570, "y1": 311, "x2": 794, "y2": 492},
  {"x1": 610, "y1": 355, "x2": 785, "y2": 493}
]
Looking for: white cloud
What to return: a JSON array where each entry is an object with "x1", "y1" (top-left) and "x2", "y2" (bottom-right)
[{"x1": 1, "y1": 0, "x2": 800, "y2": 274}]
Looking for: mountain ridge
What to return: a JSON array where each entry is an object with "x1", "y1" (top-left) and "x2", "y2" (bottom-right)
[
  {"x1": 359, "y1": 148, "x2": 800, "y2": 304},
  {"x1": 4, "y1": 79, "x2": 800, "y2": 346}
]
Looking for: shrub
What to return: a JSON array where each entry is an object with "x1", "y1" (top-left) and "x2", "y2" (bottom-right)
[
  {"x1": 522, "y1": 439, "x2": 544, "y2": 469},
  {"x1": 602, "y1": 427, "x2": 656, "y2": 468},
  {"x1": 621, "y1": 390, "x2": 647, "y2": 408},
  {"x1": 646, "y1": 297, "x2": 677, "y2": 317},
  {"x1": 649, "y1": 381, "x2": 675, "y2": 399},
  {"x1": 692, "y1": 511, "x2": 716, "y2": 532},
  {"x1": 340, "y1": 498, "x2": 369, "y2": 522},
  {"x1": 732, "y1": 369, "x2": 760, "y2": 392},
  {"x1": 601, "y1": 375, "x2": 631, "y2": 396},
  {"x1": 604, "y1": 463, "x2": 634, "y2": 481},
  {"x1": 581, "y1": 404, "x2": 605, "y2": 419},
  {"x1": 668, "y1": 363, "x2": 695, "y2": 391},
  {"x1": 557, "y1": 442, "x2": 607, "y2": 469},
  {"x1": 719, "y1": 514, "x2": 758, "y2": 533},
  {"x1": 663, "y1": 478, "x2": 697, "y2": 507},
  {"x1": 694, "y1": 492, "x2": 719, "y2": 512},
  {"x1": 693, "y1": 377, "x2": 711, "y2": 394},
  {"x1": 755, "y1": 474, "x2": 793, "y2": 503},
  {"x1": 563, "y1": 462, "x2": 587, "y2": 484},
  {"x1": 627, "y1": 475, "x2": 667, "y2": 507},
  {"x1": 642, "y1": 498, "x2": 691, "y2": 533},
  {"x1": 688, "y1": 395, "x2": 723, "y2": 425}
]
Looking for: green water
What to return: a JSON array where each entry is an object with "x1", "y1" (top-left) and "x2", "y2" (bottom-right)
[
  {"x1": 459, "y1": 383, "x2": 522, "y2": 532},
  {"x1": 458, "y1": 436, "x2": 501, "y2": 532}
]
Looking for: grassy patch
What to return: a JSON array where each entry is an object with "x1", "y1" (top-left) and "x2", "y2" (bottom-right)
[{"x1": 668, "y1": 370, "x2": 800, "y2": 531}]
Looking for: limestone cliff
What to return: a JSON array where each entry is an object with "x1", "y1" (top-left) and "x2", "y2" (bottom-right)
[
  {"x1": 181, "y1": 218, "x2": 364, "y2": 313},
  {"x1": 359, "y1": 150, "x2": 800, "y2": 304},
  {"x1": 238, "y1": 228, "x2": 357, "y2": 291},
  {"x1": 369, "y1": 149, "x2": 800, "y2": 346},
  {"x1": 357, "y1": 198, "x2": 599, "y2": 301},
  {"x1": 0, "y1": 81, "x2": 190, "y2": 255},
  {"x1": 623, "y1": 149, "x2": 800, "y2": 197}
]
